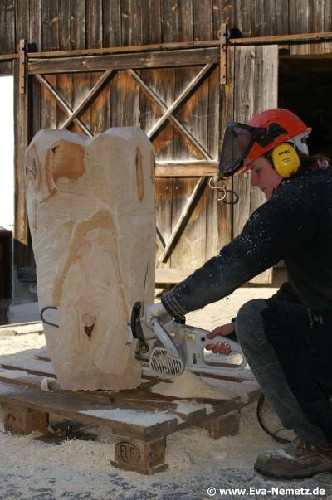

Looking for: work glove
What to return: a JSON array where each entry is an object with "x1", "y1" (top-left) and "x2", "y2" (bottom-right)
[{"x1": 143, "y1": 302, "x2": 172, "y2": 328}]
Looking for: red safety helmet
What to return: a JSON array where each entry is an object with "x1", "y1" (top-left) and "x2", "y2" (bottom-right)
[{"x1": 218, "y1": 108, "x2": 311, "y2": 177}]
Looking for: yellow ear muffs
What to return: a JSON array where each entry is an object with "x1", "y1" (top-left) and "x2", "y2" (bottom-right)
[{"x1": 271, "y1": 143, "x2": 300, "y2": 177}]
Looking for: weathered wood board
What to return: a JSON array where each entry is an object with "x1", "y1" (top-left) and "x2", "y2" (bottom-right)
[{"x1": 24, "y1": 127, "x2": 155, "y2": 390}]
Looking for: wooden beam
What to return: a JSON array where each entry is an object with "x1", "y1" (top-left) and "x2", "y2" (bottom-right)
[
  {"x1": 155, "y1": 267, "x2": 274, "y2": 286},
  {"x1": 228, "y1": 31, "x2": 332, "y2": 46},
  {"x1": 280, "y1": 53, "x2": 332, "y2": 60},
  {"x1": 155, "y1": 162, "x2": 217, "y2": 177},
  {"x1": 26, "y1": 40, "x2": 221, "y2": 59},
  {"x1": 20, "y1": 31, "x2": 332, "y2": 61},
  {"x1": 27, "y1": 47, "x2": 220, "y2": 75},
  {"x1": 4, "y1": 31, "x2": 332, "y2": 66},
  {"x1": 14, "y1": 57, "x2": 29, "y2": 250},
  {"x1": 155, "y1": 268, "x2": 194, "y2": 284},
  {"x1": 0, "y1": 54, "x2": 19, "y2": 62}
]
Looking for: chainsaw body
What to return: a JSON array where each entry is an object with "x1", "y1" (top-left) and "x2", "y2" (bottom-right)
[{"x1": 130, "y1": 302, "x2": 247, "y2": 377}]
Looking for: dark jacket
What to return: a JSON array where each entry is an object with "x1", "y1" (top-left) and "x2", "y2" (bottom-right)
[{"x1": 162, "y1": 169, "x2": 332, "y2": 321}]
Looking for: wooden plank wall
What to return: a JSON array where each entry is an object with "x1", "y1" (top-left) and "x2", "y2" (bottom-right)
[
  {"x1": 1, "y1": 0, "x2": 332, "y2": 79},
  {"x1": 2, "y1": 1, "x2": 330, "y2": 77},
  {"x1": 0, "y1": 0, "x2": 225, "y2": 56},
  {"x1": 1, "y1": 0, "x2": 332, "y2": 280}
]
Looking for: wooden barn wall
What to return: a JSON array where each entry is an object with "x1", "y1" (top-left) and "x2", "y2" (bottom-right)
[
  {"x1": 14, "y1": 48, "x2": 221, "y2": 275},
  {"x1": 2, "y1": 0, "x2": 332, "y2": 56},
  {"x1": 1, "y1": 0, "x2": 332, "y2": 280}
]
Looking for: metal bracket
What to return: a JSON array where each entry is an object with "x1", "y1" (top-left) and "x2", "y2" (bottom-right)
[
  {"x1": 219, "y1": 23, "x2": 227, "y2": 85},
  {"x1": 18, "y1": 39, "x2": 27, "y2": 95}
]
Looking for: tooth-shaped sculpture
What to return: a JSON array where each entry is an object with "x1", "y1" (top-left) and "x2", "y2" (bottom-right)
[{"x1": 24, "y1": 127, "x2": 155, "y2": 390}]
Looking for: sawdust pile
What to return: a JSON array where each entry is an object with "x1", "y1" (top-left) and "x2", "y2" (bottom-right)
[
  {"x1": 150, "y1": 369, "x2": 236, "y2": 399},
  {"x1": 1, "y1": 288, "x2": 325, "y2": 497}
]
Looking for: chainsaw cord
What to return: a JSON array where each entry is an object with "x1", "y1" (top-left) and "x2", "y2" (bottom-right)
[{"x1": 256, "y1": 392, "x2": 292, "y2": 444}]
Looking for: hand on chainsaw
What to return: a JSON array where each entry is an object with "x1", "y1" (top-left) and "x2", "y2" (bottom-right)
[
  {"x1": 206, "y1": 322, "x2": 235, "y2": 354},
  {"x1": 143, "y1": 302, "x2": 172, "y2": 328}
]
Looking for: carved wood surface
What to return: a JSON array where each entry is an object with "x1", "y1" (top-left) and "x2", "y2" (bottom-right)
[{"x1": 24, "y1": 127, "x2": 155, "y2": 390}]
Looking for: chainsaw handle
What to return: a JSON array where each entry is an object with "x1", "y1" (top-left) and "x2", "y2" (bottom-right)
[
  {"x1": 197, "y1": 331, "x2": 246, "y2": 368},
  {"x1": 200, "y1": 334, "x2": 243, "y2": 354},
  {"x1": 151, "y1": 318, "x2": 181, "y2": 359}
]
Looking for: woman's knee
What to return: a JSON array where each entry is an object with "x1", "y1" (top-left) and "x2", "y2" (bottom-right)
[{"x1": 236, "y1": 299, "x2": 268, "y2": 345}]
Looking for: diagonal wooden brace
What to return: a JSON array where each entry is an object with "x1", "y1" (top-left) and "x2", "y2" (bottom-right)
[
  {"x1": 35, "y1": 75, "x2": 93, "y2": 136},
  {"x1": 61, "y1": 69, "x2": 116, "y2": 129},
  {"x1": 128, "y1": 67, "x2": 214, "y2": 159},
  {"x1": 158, "y1": 176, "x2": 207, "y2": 263}
]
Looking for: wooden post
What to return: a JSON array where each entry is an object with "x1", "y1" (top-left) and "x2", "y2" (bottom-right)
[
  {"x1": 112, "y1": 435, "x2": 167, "y2": 474},
  {"x1": 3, "y1": 402, "x2": 48, "y2": 435},
  {"x1": 199, "y1": 410, "x2": 240, "y2": 439},
  {"x1": 14, "y1": 40, "x2": 29, "y2": 262}
]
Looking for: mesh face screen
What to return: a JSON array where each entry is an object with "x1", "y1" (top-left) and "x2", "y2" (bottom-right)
[{"x1": 218, "y1": 124, "x2": 253, "y2": 176}]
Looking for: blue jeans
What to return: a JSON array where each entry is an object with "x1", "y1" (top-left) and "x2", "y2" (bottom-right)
[{"x1": 236, "y1": 298, "x2": 332, "y2": 444}]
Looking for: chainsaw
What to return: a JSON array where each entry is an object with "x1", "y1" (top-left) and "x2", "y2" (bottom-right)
[
  {"x1": 130, "y1": 301, "x2": 247, "y2": 378},
  {"x1": 41, "y1": 301, "x2": 247, "y2": 378}
]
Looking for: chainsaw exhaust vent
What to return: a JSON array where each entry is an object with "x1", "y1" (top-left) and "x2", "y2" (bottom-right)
[{"x1": 149, "y1": 347, "x2": 184, "y2": 377}]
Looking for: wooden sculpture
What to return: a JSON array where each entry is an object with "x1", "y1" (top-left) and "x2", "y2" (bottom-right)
[{"x1": 24, "y1": 127, "x2": 155, "y2": 390}]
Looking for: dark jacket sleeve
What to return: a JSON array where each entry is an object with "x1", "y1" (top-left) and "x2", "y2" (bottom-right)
[{"x1": 161, "y1": 181, "x2": 315, "y2": 320}]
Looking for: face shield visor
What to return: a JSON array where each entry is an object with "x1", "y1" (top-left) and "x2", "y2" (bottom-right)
[{"x1": 217, "y1": 122, "x2": 287, "y2": 178}]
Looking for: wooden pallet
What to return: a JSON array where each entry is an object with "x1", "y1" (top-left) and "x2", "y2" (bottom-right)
[{"x1": 0, "y1": 345, "x2": 259, "y2": 474}]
